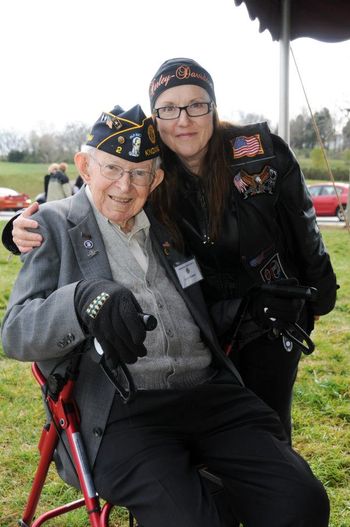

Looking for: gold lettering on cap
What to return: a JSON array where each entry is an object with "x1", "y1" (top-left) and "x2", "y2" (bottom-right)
[
  {"x1": 148, "y1": 124, "x2": 156, "y2": 144},
  {"x1": 145, "y1": 146, "x2": 160, "y2": 156}
]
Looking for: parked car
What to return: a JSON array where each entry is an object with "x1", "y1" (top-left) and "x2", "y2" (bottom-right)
[
  {"x1": 0, "y1": 187, "x2": 31, "y2": 211},
  {"x1": 308, "y1": 182, "x2": 349, "y2": 221}
]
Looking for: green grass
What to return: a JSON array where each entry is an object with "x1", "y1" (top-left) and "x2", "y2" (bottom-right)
[
  {"x1": 0, "y1": 223, "x2": 350, "y2": 526},
  {"x1": 297, "y1": 158, "x2": 348, "y2": 170}
]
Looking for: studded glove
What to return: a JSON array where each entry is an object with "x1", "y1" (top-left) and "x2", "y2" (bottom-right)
[{"x1": 74, "y1": 279, "x2": 147, "y2": 364}]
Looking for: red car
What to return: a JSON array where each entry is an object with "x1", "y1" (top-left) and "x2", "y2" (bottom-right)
[
  {"x1": 308, "y1": 183, "x2": 349, "y2": 221},
  {"x1": 0, "y1": 187, "x2": 31, "y2": 211}
]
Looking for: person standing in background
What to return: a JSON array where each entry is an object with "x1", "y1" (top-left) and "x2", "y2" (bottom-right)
[
  {"x1": 58, "y1": 162, "x2": 69, "y2": 177},
  {"x1": 46, "y1": 161, "x2": 72, "y2": 201},
  {"x1": 43, "y1": 163, "x2": 59, "y2": 201}
]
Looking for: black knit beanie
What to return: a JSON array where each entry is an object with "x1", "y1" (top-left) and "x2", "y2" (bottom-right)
[{"x1": 149, "y1": 58, "x2": 216, "y2": 110}]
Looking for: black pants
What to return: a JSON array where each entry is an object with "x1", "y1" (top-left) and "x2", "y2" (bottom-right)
[
  {"x1": 232, "y1": 333, "x2": 302, "y2": 441},
  {"x1": 94, "y1": 371, "x2": 329, "y2": 527}
]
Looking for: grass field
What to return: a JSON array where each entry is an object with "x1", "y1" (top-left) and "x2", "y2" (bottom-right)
[{"x1": 0, "y1": 223, "x2": 349, "y2": 526}]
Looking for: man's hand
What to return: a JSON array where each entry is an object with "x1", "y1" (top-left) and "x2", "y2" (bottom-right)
[
  {"x1": 13, "y1": 202, "x2": 43, "y2": 253},
  {"x1": 75, "y1": 279, "x2": 148, "y2": 364}
]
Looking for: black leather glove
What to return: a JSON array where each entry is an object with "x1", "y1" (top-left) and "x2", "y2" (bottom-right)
[
  {"x1": 247, "y1": 278, "x2": 305, "y2": 330},
  {"x1": 74, "y1": 279, "x2": 147, "y2": 364}
]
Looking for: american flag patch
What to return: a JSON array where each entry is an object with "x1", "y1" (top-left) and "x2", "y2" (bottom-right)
[
  {"x1": 233, "y1": 174, "x2": 248, "y2": 193},
  {"x1": 232, "y1": 134, "x2": 264, "y2": 159}
]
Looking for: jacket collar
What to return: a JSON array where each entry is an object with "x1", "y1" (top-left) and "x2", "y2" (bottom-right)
[{"x1": 66, "y1": 188, "x2": 113, "y2": 281}]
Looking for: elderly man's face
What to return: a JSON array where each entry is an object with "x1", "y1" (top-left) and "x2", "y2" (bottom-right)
[{"x1": 76, "y1": 149, "x2": 163, "y2": 231}]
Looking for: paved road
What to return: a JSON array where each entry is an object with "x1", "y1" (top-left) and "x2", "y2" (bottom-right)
[{"x1": 0, "y1": 211, "x2": 17, "y2": 220}]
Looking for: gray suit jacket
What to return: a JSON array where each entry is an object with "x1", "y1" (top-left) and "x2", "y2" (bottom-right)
[{"x1": 1, "y1": 189, "x2": 242, "y2": 484}]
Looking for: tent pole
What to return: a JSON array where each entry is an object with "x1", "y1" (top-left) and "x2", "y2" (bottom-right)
[{"x1": 279, "y1": 0, "x2": 290, "y2": 142}]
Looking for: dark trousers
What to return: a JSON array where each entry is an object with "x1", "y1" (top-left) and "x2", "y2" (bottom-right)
[
  {"x1": 232, "y1": 334, "x2": 302, "y2": 441},
  {"x1": 93, "y1": 371, "x2": 329, "y2": 527}
]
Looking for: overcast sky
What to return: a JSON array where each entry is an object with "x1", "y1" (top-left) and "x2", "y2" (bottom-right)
[{"x1": 2, "y1": 0, "x2": 350, "y2": 134}]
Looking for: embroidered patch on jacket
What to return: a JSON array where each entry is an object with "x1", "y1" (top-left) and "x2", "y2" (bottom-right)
[
  {"x1": 259, "y1": 253, "x2": 288, "y2": 283},
  {"x1": 231, "y1": 134, "x2": 264, "y2": 159},
  {"x1": 233, "y1": 166, "x2": 277, "y2": 199}
]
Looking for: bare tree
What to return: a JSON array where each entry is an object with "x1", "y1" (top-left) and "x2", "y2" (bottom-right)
[
  {"x1": 342, "y1": 119, "x2": 350, "y2": 149},
  {"x1": 27, "y1": 131, "x2": 60, "y2": 163},
  {"x1": 57, "y1": 122, "x2": 89, "y2": 159},
  {"x1": 0, "y1": 130, "x2": 28, "y2": 156}
]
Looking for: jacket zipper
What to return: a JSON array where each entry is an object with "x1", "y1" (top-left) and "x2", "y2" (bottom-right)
[{"x1": 198, "y1": 186, "x2": 212, "y2": 245}]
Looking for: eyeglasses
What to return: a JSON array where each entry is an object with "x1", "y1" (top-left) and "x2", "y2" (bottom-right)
[
  {"x1": 90, "y1": 156, "x2": 154, "y2": 187},
  {"x1": 154, "y1": 101, "x2": 213, "y2": 120}
]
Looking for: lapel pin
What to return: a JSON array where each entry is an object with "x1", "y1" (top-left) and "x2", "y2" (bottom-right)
[
  {"x1": 87, "y1": 249, "x2": 99, "y2": 258},
  {"x1": 84, "y1": 239, "x2": 94, "y2": 249}
]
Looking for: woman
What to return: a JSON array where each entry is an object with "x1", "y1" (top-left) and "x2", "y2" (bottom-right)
[
  {"x1": 148, "y1": 58, "x2": 337, "y2": 439},
  {"x1": 46, "y1": 162, "x2": 72, "y2": 202},
  {"x1": 43, "y1": 162, "x2": 60, "y2": 202},
  {"x1": 4, "y1": 58, "x2": 337, "y2": 440}
]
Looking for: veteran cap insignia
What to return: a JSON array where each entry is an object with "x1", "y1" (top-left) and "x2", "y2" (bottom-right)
[{"x1": 86, "y1": 104, "x2": 160, "y2": 161}]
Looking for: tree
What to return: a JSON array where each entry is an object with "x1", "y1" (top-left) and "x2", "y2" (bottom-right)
[
  {"x1": 303, "y1": 117, "x2": 317, "y2": 149},
  {"x1": 56, "y1": 122, "x2": 89, "y2": 160},
  {"x1": 342, "y1": 119, "x2": 350, "y2": 149},
  {"x1": 8, "y1": 149, "x2": 27, "y2": 162},
  {"x1": 0, "y1": 130, "x2": 28, "y2": 156},
  {"x1": 313, "y1": 107, "x2": 335, "y2": 148},
  {"x1": 289, "y1": 109, "x2": 317, "y2": 150},
  {"x1": 290, "y1": 107, "x2": 336, "y2": 150},
  {"x1": 290, "y1": 112, "x2": 310, "y2": 149},
  {"x1": 27, "y1": 131, "x2": 60, "y2": 163}
]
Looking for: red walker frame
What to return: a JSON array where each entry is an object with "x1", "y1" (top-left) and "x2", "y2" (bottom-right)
[{"x1": 19, "y1": 362, "x2": 135, "y2": 527}]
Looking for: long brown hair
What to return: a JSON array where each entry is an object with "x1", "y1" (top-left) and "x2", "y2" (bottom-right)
[{"x1": 150, "y1": 109, "x2": 233, "y2": 248}]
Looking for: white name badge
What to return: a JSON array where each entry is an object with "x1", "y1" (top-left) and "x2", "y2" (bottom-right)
[{"x1": 174, "y1": 258, "x2": 203, "y2": 289}]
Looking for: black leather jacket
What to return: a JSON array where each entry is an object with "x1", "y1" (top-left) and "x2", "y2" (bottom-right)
[{"x1": 173, "y1": 122, "x2": 337, "y2": 323}]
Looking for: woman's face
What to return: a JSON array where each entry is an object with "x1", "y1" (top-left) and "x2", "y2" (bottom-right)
[{"x1": 154, "y1": 85, "x2": 214, "y2": 173}]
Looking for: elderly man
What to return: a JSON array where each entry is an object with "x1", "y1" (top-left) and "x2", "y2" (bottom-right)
[{"x1": 1, "y1": 105, "x2": 329, "y2": 527}]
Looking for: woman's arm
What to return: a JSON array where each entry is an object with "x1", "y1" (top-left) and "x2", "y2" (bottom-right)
[{"x1": 2, "y1": 201, "x2": 43, "y2": 254}]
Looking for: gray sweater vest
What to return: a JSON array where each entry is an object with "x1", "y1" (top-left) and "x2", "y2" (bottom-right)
[{"x1": 94, "y1": 211, "x2": 214, "y2": 390}]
